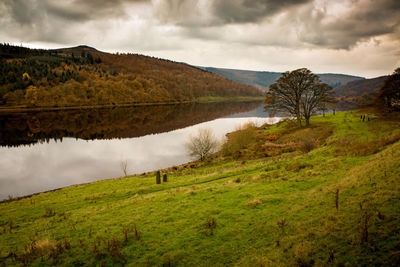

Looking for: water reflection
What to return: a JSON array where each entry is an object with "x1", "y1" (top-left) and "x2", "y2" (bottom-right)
[
  {"x1": 0, "y1": 102, "x2": 281, "y2": 200},
  {"x1": 0, "y1": 101, "x2": 262, "y2": 147}
]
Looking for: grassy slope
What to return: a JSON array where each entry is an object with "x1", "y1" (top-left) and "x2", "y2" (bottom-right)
[{"x1": 1, "y1": 111, "x2": 400, "y2": 266}]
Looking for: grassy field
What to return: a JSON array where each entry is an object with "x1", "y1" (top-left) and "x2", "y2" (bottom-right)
[{"x1": 1, "y1": 110, "x2": 400, "y2": 266}]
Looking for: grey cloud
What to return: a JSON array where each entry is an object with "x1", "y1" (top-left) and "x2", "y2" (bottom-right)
[
  {"x1": 0, "y1": 0, "x2": 151, "y2": 45},
  {"x1": 154, "y1": 0, "x2": 213, "y2": 27},
  {"x1": 0, "y1": 0, "x2": 399, "y2": 55},
  {"x1": 2, "y1": 0, "x2": 42, "y2": 25},
  {"x1": 43, "y1": 0, "x2": 150, "y2": 22},
  {"x1": 154, "y1": 0, "x2": 400, "y2": 50},
  {"x1": 2, "y1": 0, "x2": 150, "y2": 24},
  {"x1": 212, "y1": 0, "x2": 311, "y2": 24},
  {"x1": 154, "y1": 0, "x2": 311, "y2": 27},
  {"x1": 296, "y1": 0, "x2": 400, "y2": 49}
]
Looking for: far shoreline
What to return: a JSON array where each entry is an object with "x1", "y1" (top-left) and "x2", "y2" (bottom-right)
[{"x1": 0, "y1": 96, "x2": 265, "y2": 113}]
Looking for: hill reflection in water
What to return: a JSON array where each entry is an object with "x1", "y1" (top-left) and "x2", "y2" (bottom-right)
[{"x1": 0, "y1": 101, "x2": 262, "y2": 147}]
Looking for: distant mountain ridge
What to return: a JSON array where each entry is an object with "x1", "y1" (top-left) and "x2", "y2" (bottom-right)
[{"x1": 200, "y1": 67, "x2": 365, "y2": 90}]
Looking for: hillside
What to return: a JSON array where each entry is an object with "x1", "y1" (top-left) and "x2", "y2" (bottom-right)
[
  {"x1": 333, "y1": 76, "x2": 387, "y2": 108},
  {"x1": 1, "y1": 110, "x2": 399, "y2": 266},
  {"x1": 0, "y1": 44, "x2": 262, "y2": 109},
  {"x1": 201, "y1": 67, "x2": 364, "y2": 90}
]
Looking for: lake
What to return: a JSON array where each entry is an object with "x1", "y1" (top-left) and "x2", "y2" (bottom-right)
[{"x1": 0, "y1": 101, "x2": 282, "y2": 200}]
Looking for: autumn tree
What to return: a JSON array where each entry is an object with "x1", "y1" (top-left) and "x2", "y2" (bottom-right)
[
  {"x1": 265, "y1": 68, "x2": 333, "y2": 127},
  {"x1": 375, "y1": 68, "x2": 400, "y2": 112},
  {"x1": 24, "y1": 85, "x2": 38, "y2": 106}
]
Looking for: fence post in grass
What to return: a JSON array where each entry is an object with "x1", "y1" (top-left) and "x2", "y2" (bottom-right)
[
  {"x1": 335, "y1": 188, "x2": 339, "y2": 211},
  {"x1": 163, "y1": 173, "x2": 168, "y2": 183},
  {"x1": 156, "y1": 171, "x2": 161, "y2": 184}
]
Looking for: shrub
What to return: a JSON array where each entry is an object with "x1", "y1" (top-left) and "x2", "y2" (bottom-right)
[{"x1": 222, "y1": 122, "x2": 258, "y2": 156}]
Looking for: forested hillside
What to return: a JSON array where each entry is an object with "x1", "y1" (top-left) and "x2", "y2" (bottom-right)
[
  {"x1": 0, "y1": 44, "x2": 262, "y2": 109},
  {"x1": 201, "y1": 67, "x2": 364, "y2": 90},
  {"x1": 333, "y1": 76, "x2": 387, "y2": 108}
]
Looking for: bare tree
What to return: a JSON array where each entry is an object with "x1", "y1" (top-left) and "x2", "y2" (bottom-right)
[
  {"x1": 265, "y1": 68, "x2": 333, "y2": 127},
  {"x1": 185, "y1": 128, "x2": 219, "y2": 160},
  {"x1": 121, "y1": 160, "x2": 128, "y2": 177}
]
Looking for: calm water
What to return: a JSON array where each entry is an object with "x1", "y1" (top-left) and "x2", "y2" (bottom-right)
[{"x1": 0, "y1": 102, "x2": 281, "y2": 200}]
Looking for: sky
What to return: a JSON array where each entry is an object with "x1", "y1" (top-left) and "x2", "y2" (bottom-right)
[{"x1": 0, "y1": 0, "x2": 399, "y2": 78}]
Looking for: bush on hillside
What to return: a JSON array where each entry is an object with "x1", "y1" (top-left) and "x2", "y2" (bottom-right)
[{"x1": 221, "y1": 122, "x2": 258, "y2": 157}]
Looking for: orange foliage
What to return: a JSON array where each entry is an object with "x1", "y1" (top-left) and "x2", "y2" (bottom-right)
[{"x1": 266, "y1": 133, "x2": 278, "y2": 141}]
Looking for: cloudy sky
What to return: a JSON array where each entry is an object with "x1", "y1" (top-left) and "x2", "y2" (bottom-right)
[{"x1": 0, "y1": 0, "x2": 399, "y2": 78}]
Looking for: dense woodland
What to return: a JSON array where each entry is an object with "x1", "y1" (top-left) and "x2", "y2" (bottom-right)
[{"x1": 0, "y1": 44, "x2": 262, "y2": 108}]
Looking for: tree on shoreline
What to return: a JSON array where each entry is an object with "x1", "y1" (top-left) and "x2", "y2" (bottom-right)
[{"x1": 265, "y1": 68, "x2": 333, "y2": 127}]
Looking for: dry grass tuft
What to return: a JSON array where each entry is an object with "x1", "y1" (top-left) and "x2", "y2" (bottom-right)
[
  {"x1": 26, "y1": 239, "x2": 56, "y2": 257},
  {"x1": 246, "y1": 198, "x2": 262, "y2": 207},
  {"x1": 286, "y1": 162, "x2": 313, "y2": 172},
  {"x1": 334, "y1": 133, "x2": 400, "y2": 156},
  {"x1": 261, "y1": 142, "x2": 297, "y2": 156}
]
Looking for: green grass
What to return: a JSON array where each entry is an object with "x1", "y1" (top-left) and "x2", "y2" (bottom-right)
[{"x1": 1, "y1": 110, "x2": 400, "y2": 266}]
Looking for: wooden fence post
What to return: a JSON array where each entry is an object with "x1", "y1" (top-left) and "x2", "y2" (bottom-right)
[{"x1": 156, "y1": 171, "x2": 161, "y2": 184}]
